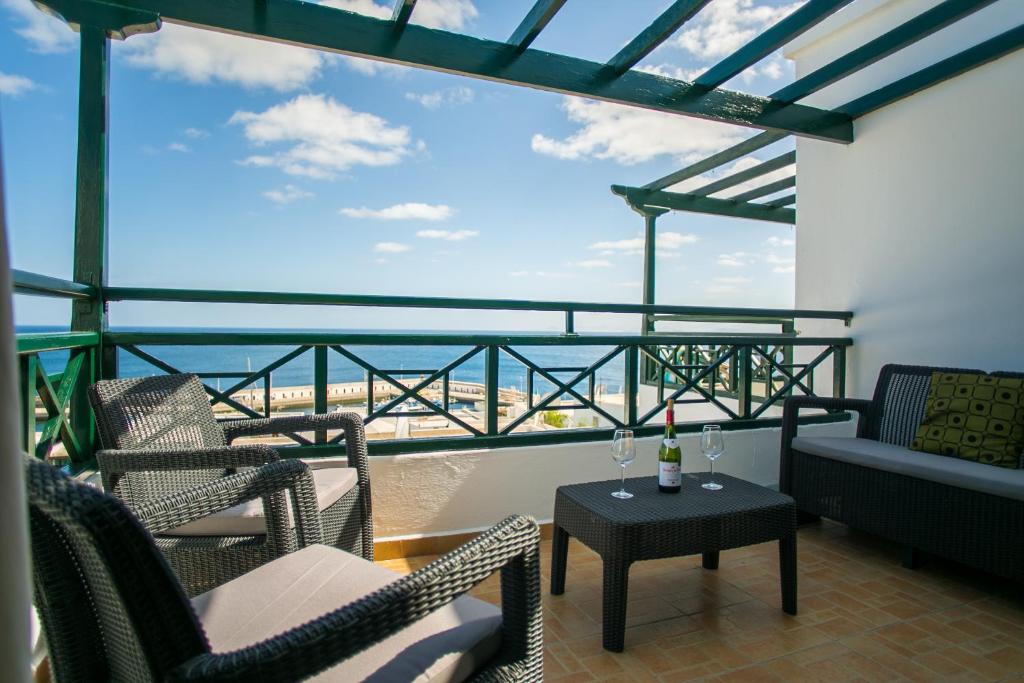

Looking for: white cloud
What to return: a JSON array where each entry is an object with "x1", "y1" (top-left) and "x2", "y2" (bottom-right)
[
  {"x1": 416, "y1": 229, "x2": 478, "y2": 241},
  {"x1": 589, "y1": 237, "x2": 645, "y2": 252},
  {"x1": 123, "y1": 23, "x2": 325, "y2": 91},
  {"x1": 532, "y1": 97, "x2": 745, "y2": 166},
  {"x1": 263, "y1": 184, "x2": 314, "y2": 204},
  {"x1": 672, "y1": 0, "x2": 801, "y2": 84},
  {"x1": 184, "y1": 127, "x2": 210, "y2": 139},
  {"x1": 374, "y1": 242, "x2": 411, "y2": 253},
  {"x1": 2, "y1": 0, "x2": 76, "y2": 53},
  {"x1": 0, "y1": 71, "x2": 37, "y2": 96},
  {"x1": 509, "y1": 270, "x2": 574, "y2": 279},
  {"x1": 716, "y1": 251, "x2": 756, "y2": 267},
  {"x1": 341, "y1": 202, "x2": 452, "y2": 221},
  {"x1": 765, "y1": 253, "x2": 795, "y2": 273},
  {"x1": 405, "y1": 86, "x2": 474, "y2": 109},
  {"x1": 706, "y1": 275, "x2": 752, "y2": 294},
  {"x1": 589, "y1": 231, "x2": 698, "y2": 256},
  {"x1": 715, "y1": 248, "x2": 795, "y2": 273},
  {"x1": 230, "y1": 94, "x2": 413, "y2": 179},
  {"x1": 573, "y1": 259, "x2": 612, "y2": 269},
  {"x1": 675, "y1": 0, "x2": 800, "y2": 62},
  {"x1": 661, "y1": 233, "x2": 700, "y2": 249},
  {"x1": 765, "y1": 236, "x2": 794, "y2": 247},
  {"x1": 319, "y1": 0, "x2": 477, "y2": 30},
  {"x1": 167, "y1": 142, "x2": 191, "y2": 153}
]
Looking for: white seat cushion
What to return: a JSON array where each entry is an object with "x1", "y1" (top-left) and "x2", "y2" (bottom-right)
[
  {"x1": 192, "y1": 544, "x2": 502, "y2": 682},
  {"x1": 163, "y1": 464, "x2": 357, "y2": 537},
  {"x1": 792, "y1": 436, "x2": 1024, "y2": 501}
]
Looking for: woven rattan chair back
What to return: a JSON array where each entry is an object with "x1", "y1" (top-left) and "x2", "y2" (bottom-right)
[
  {"x1": 89, "y1": 375, "x2": 229, "y2": 505},
  {"x1": 26, "y1": 455, "x2": 208, "y2": 682}
]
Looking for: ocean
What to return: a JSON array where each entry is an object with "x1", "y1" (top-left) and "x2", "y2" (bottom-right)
[{"x1": 20, "y1": 326, "x2": 628, "y2": 394}]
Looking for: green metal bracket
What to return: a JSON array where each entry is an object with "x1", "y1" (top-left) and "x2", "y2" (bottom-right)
[{"x1": 32, "y1": 0, "x2": 159, "y2": 38}]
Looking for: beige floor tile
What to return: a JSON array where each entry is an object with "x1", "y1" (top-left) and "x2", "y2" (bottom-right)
[{"x1": 377, "y1": 522, "x2": 1024, "y2": 682}]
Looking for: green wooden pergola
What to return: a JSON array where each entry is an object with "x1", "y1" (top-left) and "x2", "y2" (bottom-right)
[{"x1": 603, "y1": 0, "x2": 1023, "y2": 316}]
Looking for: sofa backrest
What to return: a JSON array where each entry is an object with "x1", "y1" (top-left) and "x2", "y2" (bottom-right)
[{"x1": 867, "y1": 365, "x2": 985, "y2": 446}]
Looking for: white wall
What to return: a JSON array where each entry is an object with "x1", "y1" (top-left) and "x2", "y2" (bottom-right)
[
  {"x1": 788, "y1": 0, "x2": 1024, "y2": 397},
  {"x1": 369, "y1": 419, "x2": 853, "y2": 539}
]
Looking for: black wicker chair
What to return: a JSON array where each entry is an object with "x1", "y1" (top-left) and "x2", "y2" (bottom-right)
[
  {"x1": 781, "y1": 363, "x2": 1024, "y2": 582},
  {"x1": 26, "y1": 454, "x2": 543, "y2": 682},
  {"x1": 89, "y1": 374, "x2": 372, "y2": 596}
]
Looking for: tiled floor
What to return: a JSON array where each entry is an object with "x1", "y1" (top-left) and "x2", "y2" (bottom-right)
[{"x1": 378, "y1": 521, "x2": 1024, "y2": 682}]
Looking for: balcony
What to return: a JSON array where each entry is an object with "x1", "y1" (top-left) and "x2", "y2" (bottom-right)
[{"x1": 5, "y1": 0, "x2": 1024, "y2": 680}]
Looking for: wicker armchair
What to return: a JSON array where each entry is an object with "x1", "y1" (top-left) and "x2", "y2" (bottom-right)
[
  {"x1": 88, "y1": 374, "x2": 372, "y2": 596},
  {"x1": 26, "y1": 455, "x2": 543, "y2": 682}
]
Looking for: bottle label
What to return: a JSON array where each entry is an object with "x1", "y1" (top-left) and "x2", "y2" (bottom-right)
[
  {"x1": 659, "y1": 461, "x2": 681, "y2": 487},
  {"x1": 663, "y1": 438, "x2": 678, "y2": 449}
]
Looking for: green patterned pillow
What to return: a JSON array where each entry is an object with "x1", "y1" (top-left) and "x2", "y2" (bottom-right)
[{"x1": 910, "y1": 372, "x2": 1024, "y2": 468}]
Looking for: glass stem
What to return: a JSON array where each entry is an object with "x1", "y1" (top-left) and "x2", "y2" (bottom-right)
[
  {"x1": 710, "y1": 458, "x2": 714, "y2": 482},
  {"x1": 620, "y1": 464, "x2": 626, "y2": 492}
]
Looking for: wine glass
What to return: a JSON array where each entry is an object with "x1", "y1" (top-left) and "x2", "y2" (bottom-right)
[
  {"x1": 700, "y1": 425, "x2": 725, "y2": 491},
  {"x1": 610, "y1": 429, "x2": 636, "y2": 499}
]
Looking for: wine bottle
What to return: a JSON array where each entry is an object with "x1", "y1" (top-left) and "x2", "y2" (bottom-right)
[{"x1": 658, "y1": 399, "x2": 682, "y2": 493}]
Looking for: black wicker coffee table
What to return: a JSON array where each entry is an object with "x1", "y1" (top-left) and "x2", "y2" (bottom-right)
[{"x1": 551, "y1": 473, "x2": 797, "y2": 651}]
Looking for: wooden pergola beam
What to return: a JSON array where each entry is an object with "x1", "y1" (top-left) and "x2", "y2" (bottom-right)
[
  {"x1": 642, "y1": 131, "x2": 789, "y2": 192},
  {"x1": 694, "y1": 0, "x2": 856, "y2": 89},
  {"x1": 607, "y1": 0, "x2": 712, "y2": 74},
  {"x1": 612, "y1": 185, "x2": 796, "y2": 224},
  {"x1": 508, "y1": 0, "x2": 568, "y2": 52},
  {"x1": 772, "y1": 0, "x2": 1000, "y2": 103},
  {"x1": 34, "y1": 0, "x2": 854, "y2": 142}
]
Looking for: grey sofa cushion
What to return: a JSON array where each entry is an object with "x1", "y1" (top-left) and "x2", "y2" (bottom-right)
[
  {"x1": 193, "y1": 543, "x2": 502, "y2": 682},
  {"x1": 792, "y1": 437, "x2": 1024, "y2": 502},
  {"x1": 164, "y1": 464, "x2": 357, "y2": 537}
]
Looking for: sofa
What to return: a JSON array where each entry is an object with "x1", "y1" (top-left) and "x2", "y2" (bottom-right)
[{"x1": 780, "y1": 364, "x2": 1024, "y2": 582}]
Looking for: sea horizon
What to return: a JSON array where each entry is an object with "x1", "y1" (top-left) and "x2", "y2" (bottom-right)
[{"x1": 21, "y1": 324, "x2": 628, "y2": 394}]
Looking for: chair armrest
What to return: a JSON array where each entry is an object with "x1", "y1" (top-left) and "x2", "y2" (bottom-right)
[
  {"x1": 97, "y1": 444, "x2": 280, "y2": 498},
  {"x1": 134, "y1": 459, "x2": 324, "y2": 551},
  {"x1": 779, "y1": 396, "x2": 874, "y2": 494},
  {"x1": 221, "y1": 413, "x2": 359, "y2": 444},
  {"x1": 170, "y1": 515, "x2": 542, "y2": 683},
  {"x1": 223, "y1": 413, "x2": 370, "y2": 495}
]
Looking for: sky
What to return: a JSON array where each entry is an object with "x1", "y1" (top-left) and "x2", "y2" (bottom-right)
[{"x1": 1, "y1": 0, "x2": 804, "y2": 332}]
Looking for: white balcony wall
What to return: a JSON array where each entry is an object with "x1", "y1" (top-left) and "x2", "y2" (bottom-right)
[
  {"x1": 369, "y1": 420, "x2": 851, "y2": 539},
  {"x1": 786, "y1": 0, "x2": 1024, "y2": 397}
]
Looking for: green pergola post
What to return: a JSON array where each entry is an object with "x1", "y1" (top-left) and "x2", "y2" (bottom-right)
[
  {"x1": 71, "y1": 26, "x2": 109, "y2": 339},
  {"x1": 69, "y1": 25, "x2": 111, "y2": 458},
  {"x1": 640, "y1": 208, "x2": 669, "y2": 326}
]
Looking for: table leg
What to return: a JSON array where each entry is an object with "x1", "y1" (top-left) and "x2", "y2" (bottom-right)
[
  {"x1": 780, "y1": 534, "x2": 797, "y2": 615},
  {"x1": 702, "y1": 551, "x2": 720, "y2": 570},
  {"x1": 550, "y1": 525, "x2": 569, "y2": 595},
  {"x1": 602, "y1": 558, "x2": 631, "y2": 652}
]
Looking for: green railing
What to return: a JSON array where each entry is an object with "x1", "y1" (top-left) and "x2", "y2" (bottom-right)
[
  {"x1": 15, "y1": 271, "x2": 854, "y2": 462},
  {"x1": 17, "y1": 331, "x2": 98, "y2": 465}
]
